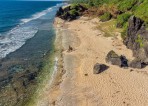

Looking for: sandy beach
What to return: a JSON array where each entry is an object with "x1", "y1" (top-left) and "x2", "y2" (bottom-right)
[{"x1": 42, "y1": 16, "x2": 148, "y2": 106}]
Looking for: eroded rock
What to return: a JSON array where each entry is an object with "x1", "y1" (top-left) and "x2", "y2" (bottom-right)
[
  {"x1": 123, "y1": 16, "x2": 148, "y2": 68},
  {"x1": 129, "y1": 59, "x2": 146, "y2": 69},
  {"x1": 106, "y1": 50, "x2": 128, "y2": 67},
  {"x1": 93, "y1": 63, "x2": 109, "y2": 74}
]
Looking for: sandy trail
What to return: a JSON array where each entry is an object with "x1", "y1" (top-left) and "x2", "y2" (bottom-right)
[{"x1": 47, "y1": 17, "x2": 148, "y2": 106}]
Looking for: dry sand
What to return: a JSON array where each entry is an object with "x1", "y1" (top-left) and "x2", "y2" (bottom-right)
[{"x1": 41, "y1": 17, "x2": 148, "y2": 106}]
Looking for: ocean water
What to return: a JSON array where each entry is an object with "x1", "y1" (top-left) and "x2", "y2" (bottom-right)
[
  {"x1": 0, "y1": 1, "x2": 63, "y2": 59},
  {"x1": 0, "y1": 1, "x2": 65, "y2": 105}
]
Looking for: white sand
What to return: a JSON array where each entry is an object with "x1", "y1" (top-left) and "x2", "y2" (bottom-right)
[{"x1": 43, "y1": 17, "x2": 148, "y2": 106}]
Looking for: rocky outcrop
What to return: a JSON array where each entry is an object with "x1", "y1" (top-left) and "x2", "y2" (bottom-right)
[
  {"x1": 93, "y1": 63, "x2": 109, "y2": 74},
  {"x1": 124, "y1": 16, "x2": 145, "y2": 52},
  {"x1": 106, "y1": 50, "x2": 128, "y2": 67},
  {"x1": 56, "y1": 4, "x2": 87, "y2": 21},
  {"x1": 124, "y1": 16, "x2": 148, "y2": 68},
  {"x1": 129, "y1": 59, "x2": 146, "y2": 69}
]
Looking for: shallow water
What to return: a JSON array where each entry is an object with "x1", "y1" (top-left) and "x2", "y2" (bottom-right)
[{"x1": 0, "y1": 1, "x2": 65, "y2": 106}]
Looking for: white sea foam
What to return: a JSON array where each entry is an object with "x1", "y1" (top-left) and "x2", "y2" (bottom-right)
[
  {"x1": 20, "y1": 3, "x2": 65, "y2": 24},
  {"x1": 21, "y1": 8, "x2": 53, "y2": 23},
  {"x1": 0, "y1": 3, "x2": 65, "y2": 59},
  {"x1": 0, "y1": 25, "x2": 37, "y2": 58}
]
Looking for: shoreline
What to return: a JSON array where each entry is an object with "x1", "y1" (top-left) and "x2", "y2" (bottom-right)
[{"x1": 47, "y1": 16, "x2": 148, "y2": 106}]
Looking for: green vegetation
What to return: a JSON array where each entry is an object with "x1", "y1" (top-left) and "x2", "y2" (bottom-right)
[
  {"x1": 118, "y1": 0, "x2": 137, "y2": 12},
  {"x1": 100, "y1": 12, "x2": 112, "y2": 22},
  {"x1": 70, "y1": 0, "x2": 148, "y2": 39},
  {"x1": 116, "y1": 13, "x2": 132, "y2": 28},
  {"x1": 136, "y1": 34, "x2": 144, "y2": 48},
  {"x1": 70, "y1": 3, "x2": 79, "y2": 9},
  {"x1": 121, "y1": 22, "x2": 128, "y2": 39},
  {"x1": 96, "y1": 19, "x2": 122, "y2": 37},
  {"x1": 134, "y1": 1, "x2": 148, "y2": 23},
  {"x1": 69, "y1": 9, "x2": 79, "y2": 15},
  {"x1": 71, "y1": 0, "x2": 148, "y2": 22}
]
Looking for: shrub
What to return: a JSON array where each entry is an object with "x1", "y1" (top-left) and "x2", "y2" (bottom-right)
[
  {"x1": 134, "y1": 1, "x2": 148, "y2": 23},
  {"x1": 121, "y1": 22, "x2": 128, "y2": 39},
  {"x1": 118, "y1": 0, "x2": 137, "y2": 12},
  {"x1": 116, "y1": 13, "x2": 132, "y2": 28},
  {"x1": 69, "y1": 9, "x2": 79, "y2": 16},
  {"x1": 70, "y1": 4, "x2": 79, "y2": 9},
  {"x1": 100, "y1": 12, "x2": 112, "y2": 22},
  {"x1": 88, "y1": 1, "x2": 94, "y2": 7},
  {"x1": 108, "y1": 4, "x2": 119, "y2": 18}
]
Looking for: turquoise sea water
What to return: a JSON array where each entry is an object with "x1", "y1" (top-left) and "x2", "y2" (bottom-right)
[
  {"x1": 0, "y1": 1, "x2": 63, "y2": 59},
  {"x1": 0, "y1": 1, "x2": 65, "y2": 105}
]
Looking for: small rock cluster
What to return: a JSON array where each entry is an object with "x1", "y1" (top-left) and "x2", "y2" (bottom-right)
[
  {"x1": 93, "y1": 16, "x2": 148, "y2": 74},
  {"x1": 105, "y1": 50, "x2": 146, "y2": 69},
  {"x1": 106, "y1": 50, "x2": 128, "y2": 68}
]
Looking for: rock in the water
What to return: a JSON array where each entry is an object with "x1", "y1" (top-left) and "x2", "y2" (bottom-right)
[
  {"x1": 129, "y1": 59, "x2": 146, "y2": 69},
  {"x1": 93, "y1": 63, "x2": 109, "y2": 74},
  {"x1": 106, "y1": 50, "x2": 128, "y2": 67}
]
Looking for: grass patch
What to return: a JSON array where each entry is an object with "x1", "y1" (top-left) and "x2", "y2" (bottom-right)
[
  {"x1": 118, "y1": 0, "x2": 137, "y2": 12},
  {"x1": 100, "y1": 12, "x2": 112, "y2": 22},
  {"x1": 134, "y1": 1, "x2": 148, "y2": 23},
  {"x1": 116, "y1": 13, "x2": 132, "y2": 28},
  {"x1": 69, "y1": 9, "x2": 79, "y2": 15},
  {"x1": 96, "y1": 19, "x2": 122, "y2": 37},
  {"x1": 121, "y1": 22, "x2": 128, "y2": 39}
]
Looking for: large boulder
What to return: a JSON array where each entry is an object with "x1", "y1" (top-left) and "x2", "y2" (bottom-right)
[
  {"x1": 93, "y1": 63, "x2": 109, "y2": 74},
  {"x1": 123, "y1": 16, "x2": 148, "y2": 58},
  {"x1": 123, "y1": 16, "x2": 148, "y2": 68},
  {"x1": 124, "y1": 16, "x2": 145, "y2": 52},
  {"x1": 129, "y1": 59, "x2": 146, "y2": 69},
  {"x1": 106, "y1": 50, "x2": 128, "y2": 67},
  {"x1": 106, "y1": 50, "x2": 121, "y2": 66}
]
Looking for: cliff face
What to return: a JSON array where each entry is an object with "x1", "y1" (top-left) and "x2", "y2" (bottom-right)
[{"x1": 124, "y1": 16, "x2": 148, "y2": 68}]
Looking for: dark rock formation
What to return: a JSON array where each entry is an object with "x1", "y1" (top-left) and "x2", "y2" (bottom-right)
[
  {"x1": 93, "y1": 63, "x2": 109, "y2": 74},
  {"x1": 106, "y1": 50, "x2": 128, "y2": 67},
  {"x1": 124, "y1": 16, "x2": 148, "y2": 68},
  {"x1": 120, "y1": 55, "x2": 128, "y2": 67},
  {"x1": 129, "y1": 59, "x2": 146, "y2": 69},
  {"x1": 56, "y1": 7, "x2": 64, "y2": 17},
  {"x1": 56, "y1": 4, "x2": 87, "y2": 21},
  {"x1": 106, "y1": 50, "x2": 121, "y2": 66},
  {"x1": 124, "y1": 16, "x2": 145, "y2": 52}
]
